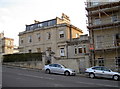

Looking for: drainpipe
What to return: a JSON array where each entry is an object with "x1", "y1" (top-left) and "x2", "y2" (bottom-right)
[{"x1": 69, "y1": 25, "x2": 72, "y2": 41}]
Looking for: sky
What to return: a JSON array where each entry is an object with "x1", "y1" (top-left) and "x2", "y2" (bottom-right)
[{"x1": 0, "y1": 0, "x2": 88, "y2": 46}]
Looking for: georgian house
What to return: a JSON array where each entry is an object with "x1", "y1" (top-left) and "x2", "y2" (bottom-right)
[{"x1": 19, "y1": 14, "x2": 83, "y2": 58}]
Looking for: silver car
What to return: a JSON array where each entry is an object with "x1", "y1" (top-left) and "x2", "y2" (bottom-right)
[
  {"x1": 85, "y1": 66, "x2": 120, "y2": 81},
  {"x1": 43, "y1": 64, "x2": 76, "y2": 76}
]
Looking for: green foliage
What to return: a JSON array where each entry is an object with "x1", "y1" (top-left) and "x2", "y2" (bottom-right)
[{"x1": 3, "y1": 53, "x2": 42, "y2": 62}]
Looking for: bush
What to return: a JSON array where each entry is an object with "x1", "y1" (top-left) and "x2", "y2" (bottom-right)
[{"x1": 3, "y1": 53, "x2": 42, "y2": 62}]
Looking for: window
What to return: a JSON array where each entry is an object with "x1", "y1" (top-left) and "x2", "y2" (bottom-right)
[
  {"x1": 92, "y1": 67, "x2": 101, "y2": 70},
  {"x1": 47, "y1": 32, "x2": 51, "y2": 40},
  {"x1": 48, "y1": 21, "x2": 53, "y2": 26},
  {"x1": 116, "y1": 34, "x2": 120, "y2": 46},
  {"x1": 28, "y1": 49, "x2": 32, "y2": 53},
  {"x1": 76, "y1": 33, "x2": 79, "y2": 38},
  {"x1": 116, "y1": 57, "x2": 120, "y2": 66},
  {"x1": 28, "y1": 35, "x2": 32, "y2": 43},
  {"x1": 109, "y1": 0, "x2": 117, "y2": 2},
  {"x1": 37, "y1": 33, "x2": 41, "y2": 41},
  {"x1": 111, "y1": 15, "x2": 117, "y2": 22},
  {"x1": 37, "y1": 48, "x2": 41, "y2": 52},
  {"x1": 30, "y1": 26, "x2": 34, "y2": 30},
  {"x1": 47, "y1": 47, "x2": 51, "y2": 51},
  {"x1": 60, "y1": 48, "x2": 65, "y2": 56},
  {"x1": 84, "y1": 48, "x2": 86, "y2": 53},
  {"x1": 96, "y1": 36, "x2": 104, "y2": 49},
  {"x1": 78, "y1": 47, "x2": 82, "y2": 53},
  {"x1": 20, "y1": 38, "x2": 23, "y2": 44},
  {"x1": 48, "y1": 20, "x2": 56, "y2": 26},
  {"x1": 94, "y1": 18, "x2": 101, "y2": 25},
  {"x1": 75, "y1": 48, "x2": 77, "y2": 54},
  {"x1": 98, "y1": 58, "x2": 104, "y2": 66},
  {"x1": 92, "y1": 2, "x2": 99, "y2": 6},
  {"x1": 38, "y1": 23, "x2": 43, "y2": 28},
  {"x1": 59, "y1": 31, "x2": 64, "y2": 38},
  {"x1": 8, "y1": 41, "x2": 11, "y2": 45}
]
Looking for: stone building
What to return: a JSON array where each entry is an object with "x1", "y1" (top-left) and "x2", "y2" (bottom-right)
[
  {"x1": 19, "y1": 14, "x2": 83, "y2": 58},
  {"x1": 67, "y1": 34, "x2": 90, "y2": 72},
  {"x1": 86, "y1": 0, "x2": 120, "y2": 71},
  {"x1": 0, "y1": 32, "x2": 14, "y2": 54}
]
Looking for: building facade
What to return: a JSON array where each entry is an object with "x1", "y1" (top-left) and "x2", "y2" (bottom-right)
[
  {"x1": 0, "y1": 32, "x2": 14, "y2": 54},
  {"x1": 86, "y1": 1, "x2": 120, "y2": 71},
  {"x1": 67, "y1": 34, "x2": 90, "y2": 72},
  {"x1": 19, "y1": 14, "x2": 83, "y2": 58}
]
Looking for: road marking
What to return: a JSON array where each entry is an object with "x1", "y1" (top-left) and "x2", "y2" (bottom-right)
[
  {"x1": 17, "y1": 73, "x2": 55, "y2": 80},
  {"x1": 76, "y1": 81, "x2": 119, "y2": 87}
]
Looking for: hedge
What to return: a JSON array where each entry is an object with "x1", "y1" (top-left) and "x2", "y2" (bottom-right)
[{"x1": 3, "y1": 52, "x2": 42, "y2": 62}]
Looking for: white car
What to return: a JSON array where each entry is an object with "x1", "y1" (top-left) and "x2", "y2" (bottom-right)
[
  {"x1": 85, "y1": 66, "x2": 120, "y2": 81},
  {"x1": 43, "y1": 64, "x2": 76, "y2": 76}
]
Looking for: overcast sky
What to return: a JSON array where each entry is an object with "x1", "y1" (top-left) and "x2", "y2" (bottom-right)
[{"x1": 0, "y1": 0, "x2": 88, "y2": 46}]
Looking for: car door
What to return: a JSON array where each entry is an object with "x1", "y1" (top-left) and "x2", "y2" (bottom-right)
[
  {"x1": 56, "y1": 64, "x2": 64, "y2": 74},
  {"x1": 93, "y1": 67, "x2": 103, "y2": 77},
  {"x1": 49, "y1": 64, "x2": 57, "y2": 73},
  {"x1": 101, "y1": 67, "x2": 113, "y2": 78},
  {"x1": 51, "y1": 64, "x2": 58, "y2": 73}
]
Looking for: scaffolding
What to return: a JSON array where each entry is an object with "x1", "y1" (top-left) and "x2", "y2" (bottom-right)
[{"x1": 86, "y1": 1, "x2": 120, "y2": 71}]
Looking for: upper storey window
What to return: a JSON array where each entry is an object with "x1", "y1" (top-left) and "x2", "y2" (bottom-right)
[
  {"x1": 26, "y1": 19, "x2": 56, "y2": 31},
  {"x1": 111, "y1": 15, "x2": 118, "y2": 22},
  {"x1": 94, "y1": 18, "x2": 101, "y2": 25},
  {"x1": 59, "y1": 31, "x2": 64, "y2": 38},
  {"x1": 92, "y1": 2, "x2": 99, "y2": 6},
  {"x1": 28, "y1": 35, "x2": 32, "y2": 43}
]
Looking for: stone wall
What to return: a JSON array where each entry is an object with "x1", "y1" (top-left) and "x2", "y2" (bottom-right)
[{"x1": 3, "y1": 61, "x2": 43, "y2": 69}]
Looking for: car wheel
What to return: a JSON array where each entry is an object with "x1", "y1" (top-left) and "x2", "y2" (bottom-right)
[
  {"x1": 64, "y1": 71, "x2": 70, "y2": 76},
  {"x1": 46, "y1": 69, "x2": 50, "y2": 74},
  {"x1": 89, "y1": 73, "x2": 95, "y2": 79},
  {"x1": 113, "y1": 75, "x2": 119, "y2": 81}
]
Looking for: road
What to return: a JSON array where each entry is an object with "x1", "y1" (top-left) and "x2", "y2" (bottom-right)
[{"x1": 2, "y1": 65, "x2": 119, "y2": 88}]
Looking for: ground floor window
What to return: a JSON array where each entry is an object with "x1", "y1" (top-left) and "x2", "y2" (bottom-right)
[
  {"x1": 115, "y1": 57, "x2": 120, "y2": 66},
  {"x1": 98, "y1": 58, "x2": 104, "y2": 66},
  {"x1": 60, "y1": 48, "x2": 65, "y2": 57}
]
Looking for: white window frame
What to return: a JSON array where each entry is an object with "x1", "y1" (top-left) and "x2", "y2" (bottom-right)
[
  {"x1": 59, "y1": 31, "x2": 64, "y2": 38},
  {"x1": 60, "y1": 48, "x2": 65, "y2": 56},
  {"x1": 76, "y1": 33, "x2": 79, "y2": 38}
]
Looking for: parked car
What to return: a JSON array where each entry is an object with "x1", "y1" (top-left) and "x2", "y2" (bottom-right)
[
  {"x1": 85, "y1": 66, "x2": 120, "y2": 81},
  {"x1": 43, "y1": 64, "x2": 76, "y2": 76}
]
